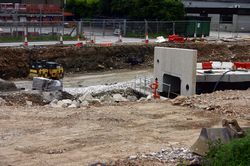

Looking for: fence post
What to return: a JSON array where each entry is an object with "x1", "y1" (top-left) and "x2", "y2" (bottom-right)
[
  {"x1": 102, "y1": 20, "x2": 105, "y2": 37},
  {"x1": 76, "y1": 21, "x2": 81, "y2": 36},
  {"x1": 39, "y1": 21, "x2": 42, "y2": 35},
  {"x1": 236, "y1": 14, "x2": 239, "y2": 38},
  {"x1": 81, "y1": 21, "x2": 84, "y2": 35},
  {"x1": 89, "y1": 21, "x2": 92, "y2": 38},
  {"x1": 123, "y1": 19, "x2": 127, "y2": 36},
  {"x1": 145, "y1": 19, "x2": 148, "y2": 37},
  {"x1": 194, "y1": 21, "x2": 197, "y2": 38},
  {"x1": 218, "y1": 22, "x2": 220, "y2": 39},
  {"x1": 16, "y1": 21, "x2": 18, "y2": 37},
  {"x1": 26, "y1": 22, "x2": 28, "y2": 36},
  {"x1": 52, "y1": 24, "x2": 54, "y2": 35},
  {"x1": 10, "y1": 24, "x2": 13, "y2": 36},
  {"x1": 157, "y1": 20, "x2": 159, "y2": 34},
  {"x1": 172, "y1": 21, "x2": 176, "y2": 35}
]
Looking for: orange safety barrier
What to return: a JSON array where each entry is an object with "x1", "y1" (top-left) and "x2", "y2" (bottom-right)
[
  {"x1": 234, "y1": 62, "x2": 250, "y2": 69},
  {"x1": 99, "y1": 42, "x2": 113, "y2": 47},
  {"x1": 168, "y1": 34, "x2": 185, "y2": 43},
  {"x1": 202, "y1": 61, "x2": 213, "y2": 69}
]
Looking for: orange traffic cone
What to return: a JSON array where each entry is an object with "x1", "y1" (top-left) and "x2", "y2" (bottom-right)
[
  {"x1": 75, "y1": 35, "x2": 83, "y2": 47},
  {"x1": 145, "y1": 33, "x2": 149, "y2": 44},
  {"x1": 23, "y1": 35, "x2": 28, "y2": 47}
]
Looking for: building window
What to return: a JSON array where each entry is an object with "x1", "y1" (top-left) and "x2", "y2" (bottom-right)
[{"x1": 220, "y1": 14, "x2": 233, "y2": 24}]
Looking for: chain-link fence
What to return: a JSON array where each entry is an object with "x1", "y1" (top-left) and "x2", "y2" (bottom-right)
[{"x1": 0, "y1": 19, "x2": 250, "y2": 42}]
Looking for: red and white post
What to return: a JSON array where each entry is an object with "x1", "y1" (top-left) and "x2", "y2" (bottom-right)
[
  {"x1": 23, "y1": 28, "x2": 28, "y2": 47},
  {"x1": 117, "y1": 32, "x2": 122, "y2": 43},
  {"x1": 145, "y1": 33, "x2": 149, "y2": 44},
  {"x1": 76, "y1": 35, "x2": 83, "y2": 47},
  {"x1": 90, "y1": 33, "x2": 95, "y2": 44},
  {"x1": 23, "y1": 35, "x2": 28, "y2": 47},
  {"x1": 59, "y1": 34, "x2": 63, "y2": 45}
]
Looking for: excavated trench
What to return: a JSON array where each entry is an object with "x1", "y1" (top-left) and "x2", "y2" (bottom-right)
[{"x1": 0, "y1": 42, "x2": 250, "y2": 79}]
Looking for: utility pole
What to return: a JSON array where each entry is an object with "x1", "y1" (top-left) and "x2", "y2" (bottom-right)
[
  {"x1": 235, "y1": 5, "x2": 240, "y2": 38},
  {"x1": 62, "y1": 0, "x2": 66, "y2": 36},
  {"x1": 39, "y1": 6, "x2": 42, "y2": 35}
]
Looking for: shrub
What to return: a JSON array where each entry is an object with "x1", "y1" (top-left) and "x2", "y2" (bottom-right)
[{"x1": 204, "y1": 134, "x2": 250, "y2": 166}]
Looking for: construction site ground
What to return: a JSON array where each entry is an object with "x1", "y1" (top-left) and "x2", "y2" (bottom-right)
[
  {"x1": 0, "y1": 41, "x2": 250, "y2": 165},
  {"x1": 1, "y1": 67, "x2": 250, "y2": 165},
  {"x1": 0, "y1": 89, "x2": 250, "y2": 166}
]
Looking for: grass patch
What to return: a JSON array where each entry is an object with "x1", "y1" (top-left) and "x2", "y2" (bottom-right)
[{"x1": 204, "y1": 134, "x2": 250, "y2": 166}]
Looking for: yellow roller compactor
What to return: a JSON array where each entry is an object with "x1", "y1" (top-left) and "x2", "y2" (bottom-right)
[
  {"x1": 29, "y1": 60, "x2": 64, "y2": 80},
  {"x1": 29, "y1": 60, "x2": 64, "y2": 91}
]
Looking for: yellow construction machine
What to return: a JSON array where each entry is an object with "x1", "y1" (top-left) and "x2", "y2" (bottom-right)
[{"x1": 29, "y1": 60, "x2": 64, "y2": 80}]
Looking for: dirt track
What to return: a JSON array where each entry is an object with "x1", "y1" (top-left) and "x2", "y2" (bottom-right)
[
  {"x1": 0, "y1": 89, "x2": 250, "y2": 165},
  {"x1": 1, "y1": 42, "x2": 250, "y2": 79},
  {"x1": 0, "y1": 102, "x2": 218, "y2": 166}
]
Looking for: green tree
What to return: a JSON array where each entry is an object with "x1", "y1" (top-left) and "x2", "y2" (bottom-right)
[
  {"x1": 66, "y1": 0, "x2": 100, "y2": 18},
  {"x1": 66, "y1": 0, "x2": 184, "y2": 20},
  {"x1": 129, "y1": 0, "x2": 184, "y2": 20}
]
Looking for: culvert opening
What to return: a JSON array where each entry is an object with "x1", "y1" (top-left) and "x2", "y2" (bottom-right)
[{"x1": 160, "y1": 74, "x2": 181, "y2": 98}]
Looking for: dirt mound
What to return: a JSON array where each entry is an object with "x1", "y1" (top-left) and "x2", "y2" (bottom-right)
[
  {"x1": 0, "y1": 92, "x2": 45, "y2": 106},
  {"x1": 0, "y1": 90, "x2": 74, "y2": 106},
  {"x1": 0, "y1": 79, "x2": 17, "y2": 91},
  {"x1": 1, "y1": 42, "x2": 250, "y2": 79},
  {"x1": 171, "y1": 89, "x2": 250, "y2": 120}
]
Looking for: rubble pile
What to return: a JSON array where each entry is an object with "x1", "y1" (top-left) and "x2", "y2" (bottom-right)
[
  {"x1": 49, "y1": 88, "x2": 147, "y2": 108},
  {"x1": 171, "y1": 89, "x2": 250, "y2": 119},
  {"x1": 112, "y1": 148, "x2": 201, "y2": 166},
  {"x1": 0, "y1": 90, "x2": 73, "y2": 106}
]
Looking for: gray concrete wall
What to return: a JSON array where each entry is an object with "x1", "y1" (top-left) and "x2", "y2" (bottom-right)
[
  {"x1": 188, "y1": 13, "x2": 250, "y2": 32},
  {"x1": 183, "y1": 0, "x2": 250, "y2": 8},
  {"x1": 154, "y1": 47, "x2": 197, "y2": 96},
  {"x1": 237, "y1": 15, "x2": 250, "y2": 32}
]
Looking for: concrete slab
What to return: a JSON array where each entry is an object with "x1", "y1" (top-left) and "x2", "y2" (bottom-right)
[
  {"x1": 154, "y1": 47, "x2": 197, "y2": 96},
  {"x1": 197, "y1": 70, "x2": 250, "y2": 82}
]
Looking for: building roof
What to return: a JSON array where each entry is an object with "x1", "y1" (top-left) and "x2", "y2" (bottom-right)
[{"x1": 183, "y1": 0, "x2": 250, "y2": 8}]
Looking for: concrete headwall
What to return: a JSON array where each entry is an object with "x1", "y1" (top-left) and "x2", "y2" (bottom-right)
[{"x1": 154, "y1": 47, "x2": 197, "y2": 96}]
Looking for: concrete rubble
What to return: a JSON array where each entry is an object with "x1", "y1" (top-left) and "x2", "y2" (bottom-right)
[
  {"x1": 112, "y1": 148, "x2": 202, "y2": 165},
  {"x1": 170, "y1": 89, "x2": 250, "y2": 119},
  {"x1": 112, "y1": 94, "x2": 128, "y2": 102},
  {"x1": 48, "y1": 88, "x2": 147, "y2": 108}
]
